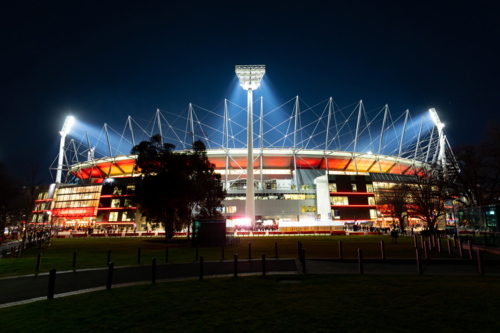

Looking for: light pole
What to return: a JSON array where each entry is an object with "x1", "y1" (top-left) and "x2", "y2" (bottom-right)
[
  {"x1": 235, "y1": 65, "x2": 265, "y2": 226},
  {"x1": 429, "y1": 108, "x2": 445, "y2": 167},
  {"x1": 56, "y1": 116, "x2": 75, "y2": 183}
]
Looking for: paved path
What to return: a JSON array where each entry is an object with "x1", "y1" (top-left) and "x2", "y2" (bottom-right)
[{"x1": 0, "y1": 259, "x2": 297, "y2": 305}]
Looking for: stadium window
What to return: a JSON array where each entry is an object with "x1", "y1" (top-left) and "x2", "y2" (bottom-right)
[
  {"x1": 124, "y1": 199, "x2": 133, "y2": 208},
  {"x1": 37, "y1": 214, "x2": 43, "y2": 222},
  {"x1": 366, "y1": 184, "x2": 373, "y2": 193},
  {"x1": 127, "y1": 185, "x2": 135, "y2": 194},
  {"x1": 331, "y1": 209, "x2": 340, "y2": 219},
  {"x1": 369, "y1": 209, "x2": 377, "y2": 219},
  {"x1": 368, "y1": 197, "x2": 376, "y2": 205},
  {"x1": 37, "y1": 192, "x2": 43, "y2": 200},
  {"x1": 226, "y1": 206, "x2": 237, "y2": 213},
  {"x1": 302, "y1": 205, "x2": 316, "y2": 213},
  {"x1": 122, "y1": 212, "x2": 134, "y2": 221},
  {"x1": 329, "y1": 183, "x2": 337, "y2": 192},
  {"x1": 109, "y1": 212, "x2": 118, "y2": 222},
  {"x1": 301, "y1": 185, "x2": 311, "y2": 190},
  {"x1": 331, "y1": 196, "x2": 349, "y2": 205},
  {"x1": 113, "y1": 186, "x2": 122, "y2": 195},
  {"x1": 32, "y1": 215, "x2": 37, "y2": 222},
  {"x1": 43, "y1": 192, "x2": 48, "y2": 199},
  {"x1": 111, "y1": 199, "x2": 120, "y2": 208},
  {"x1": 351, "y1": 184, "x2": 357, "y2": 192}
]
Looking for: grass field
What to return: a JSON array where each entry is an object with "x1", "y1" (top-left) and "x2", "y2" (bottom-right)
[
  {"x1": 1, "y1": 274, "x2": 499, "y2": 332},
  {"x1": 0, "y1": 235, "x2": 491, "y2": 278}
]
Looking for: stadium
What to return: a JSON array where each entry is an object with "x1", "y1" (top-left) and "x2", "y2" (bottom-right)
[{"x1": 33, "y1": 65, "x2": 453, "y2": 233}]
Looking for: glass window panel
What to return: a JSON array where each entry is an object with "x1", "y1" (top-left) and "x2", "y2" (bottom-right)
[
  {"x1": 109, "y1": 212, "x2": 118, "y2": 222},
  {"x1": 366, "y1": 184, "x2": 373, "y2": 193},
  {"x1": 329, "y1": 183, "x2": 337, "y2": 192},
  {"x1": 351, "y1": 184, "x2": 357, "y2": 192},
  {"x1": 370, "y1": 209, "x2": 377, "y2": 219},
  {"x1": 368, "y1": 197, "x2": 376, "y2": 205},
  {"x1": 111, "y1": 199, "x2": 121, "y2": 208}
]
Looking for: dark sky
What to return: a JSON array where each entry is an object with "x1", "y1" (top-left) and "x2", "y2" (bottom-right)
[{"x1": 2, "y1": 1, "x2": 499, "y2": 181}]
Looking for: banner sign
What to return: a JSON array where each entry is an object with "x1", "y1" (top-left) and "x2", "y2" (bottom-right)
[{"x1": 52, "y1": 207, "x2": 97, "y2": 217}]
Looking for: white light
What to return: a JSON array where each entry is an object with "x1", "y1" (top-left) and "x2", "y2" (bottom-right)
[
  {"x1": 233, "y1": 218, "x2": 251, "y2": 225},
  {"x1": 428, "y1": 108, "x2": 444, "y2": 130},
  {"x1": 368, "y1": 151, "x2": 372, "y2": 155},
  {"x1": 235, "y1": 65, "x2": 265, "y2": 90},
  {"x1": 61, "y1": 116, "x2": 75, "y2": 136}
]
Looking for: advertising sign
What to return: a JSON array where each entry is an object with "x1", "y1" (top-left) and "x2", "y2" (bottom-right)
[{"x1": 52, "y1": 207, "x2": 97, "y2": 217}]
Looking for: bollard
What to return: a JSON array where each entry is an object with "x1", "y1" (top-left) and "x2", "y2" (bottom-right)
[
  {"x1": 437, "y1": 238, "x2": 441, "y2": 253},
  {"x1": 262, "y1": 253, "x2": 266, "y2": 276},
  {"x1": 421, "y1": 236, "x2": 424, "y2": 249},
  {"x1": 380, "y1": 241, "x2": 386, "y2": 260},
  {"x1": 107, "y1": 249, "x2": 111, "y2": 265},
  {"x1": 73, "y1": 251, "x2": 77, "y2": 269},
  {"x1": 47, "y1": 269, "x2": 56, "y2": 300},
  {"x1": 222, "y1": 245, "x2": 225, "y2": 260},
  {"x1": 107, "y1": 262, "x2": 114, "y2": 290},
  {"x1": 249, "y1": 243, "x2": 251, "y2": 260},
  {"x1": 199, "y1": 256, "x2": 204, "y2": 280},
  {"x1": 477, "y1": 250, "x2": 484, "y2": 275},
  {"x1": 452, "y1": 235, "x2": 456, "y2": 248},
  {"x1": 428, "y1": 238, "x2": 432, "y2": 251},
  {"x1": 234, "y1": 254, "x2": 238, "y2": 277},
  {"x1": 152, "y1": 258, "x2": 156, "y2": 284},
  {"x1": 468, "y1": 241, "x2": 473, "y2": 260},
  {"x1": 358, "y1": 249, "x2": 363, "y2": 274},
  {"x1": 423, "y1": 241, "x2": 429, "y2": 260},
  {"x1": 416, "y1": 249, "x2": 422, "y2": 274},
  {"x1": 432, "y1": 235, "x2": 436, "y2": 248},
  {"x1": 458, "y1": 240, "x2": 463, "y2": 258},
  {"x1": 275, "y1": 242, "x2": 278, "y2": 258},
  {"x1": 36, "y1": 253, "x2": 42, "y2": 272},
  {"x1": 166, "y1": 247, "x2": 169, "y2": 263},
  {"x1": 414, "y1": 235, "x2": 417, "y2": 248},
  {"x1": 196, "y1": 245, "x2": 199, "y2": 261},
  {"x1": 447, "y1": 239, "x2": 452, "y2": 255},
  {"x1": 301, "y1": 249, "x2": 306, "y2": 274},
  {"x1": 338, "y1": 241, "x2": 343, "y2": 260}
]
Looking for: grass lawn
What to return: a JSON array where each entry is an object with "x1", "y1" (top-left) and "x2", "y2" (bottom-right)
[
  {"x1": 0, "y1": 236, "x2": 494, "y2": 278},
  {"x1": 1, "y1": 274, "x2": 499, "y2": 332}
]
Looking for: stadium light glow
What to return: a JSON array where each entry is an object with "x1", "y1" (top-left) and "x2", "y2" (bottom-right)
[
  {"x1": 56, "y1": 115, "x2": 75, "y2": 183},
  {"x1": 61, "y1": 116, "x2": 75, "y2": 136},
  {"x1": 235, "y1": 65, "x2": 265, "y2": 90},
  {"x1": 429, "y1": 108, "x2": 444, "y2": 129}
]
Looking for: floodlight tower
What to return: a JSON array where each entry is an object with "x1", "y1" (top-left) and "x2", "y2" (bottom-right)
[
  {"x1": 429, "y1": 108, "x2": 446, "y2": 166},
  {"x1": 56, "y1": 116, "x2": 75, "y2": 183},
  {"x1": 235, "y1": 65, "x2": 265, "y2": 225}
]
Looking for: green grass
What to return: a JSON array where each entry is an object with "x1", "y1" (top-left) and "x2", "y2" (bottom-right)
[
  {"x1": 0, "y1": 236, "x2": 495, "y2": 278},
  {"x1": 1, "y1": 274, "x2": 499, "y2": 332}
]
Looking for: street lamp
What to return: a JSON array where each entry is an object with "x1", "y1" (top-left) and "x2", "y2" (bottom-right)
[
  {"x1": 236, "y1": 65, "x2": 265, "y2": 226},
  {"x1": 56, "y1": 116, "x2": 75, "y2": 183},
  {"x1": 429, "y1": 108, "x2": 445, "y2": 166}
]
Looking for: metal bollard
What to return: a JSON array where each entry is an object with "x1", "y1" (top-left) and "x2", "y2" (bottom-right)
[
  {"x1": 413, "y1": 235, "x2": 417, "y2": 248},
  {"x1": 107, "y1": 249, "x2": 111, "y2": 265},
  {"x1": 358, "y1": 249, "x2": 363, "y2": 274},
  {"x1": 196, "y1": 245, "x2": 199, "y2": 261},
  {"x1": 36, "y1": 253, "x2": 42, "y2": 272},
  {"x1": 423, "y1": 241, "x2": 429, "y2": 260},
  {"x1": 468, "y1": 241, "x2": 473, "y2": 260},
  {"x1": 222, "y1": 245, "x2": 225, "y2": 260},
  {"x1": 199, "y1": 256, "x2": 204, "y2": 280},
  {"x1": 447, "y1": 239, "x2": 452, "y2": 255},
  {"x1": 234, "y1": 254, "x2": 238, "y2": 277},
  {"x1": 166, "y1": 246, "x2": 169, "y2": 263},
  {"x1": 48, "y1": 269, "x2": 56, "y2": 299},
  {"x1": 73, "y1": 251, "x2": 77, "y2": 269},
  {"x1": 452, "y1": 235, "x2": 456, "y2": 247},
  {"x1": 437, "y1": 238, "x2": 441, "y2": 253},
  {"x1": 301, "y1": 249, "x2": 306, "y2": 274},
  {"x1": 138, "y1": 248, "x2": 141, "y2": 264},
  {"x1": 416, "y1": 249, "x2": 422, "y2": 274},
  {"x1": 338, "y1": 241, "x2": 343, "y2": 260},
  {"x1": 107, "y1": 262, "x2": 114, "y2": 290},
  {"x1": 262, "y1": 253, "x2": 266, "y2": 276},
  {"x1": 458, "y1": 240, "x2": 463, "y2": 258},
  {"x1": 380, "y1": 241, "x2": 386, "y2": 260},
  {"x1": 432, "y1": 235, "x2": 436, "y2": 248},
  {"x1": 275, "y1": 242, "x2": 278, "y2": 258},
  {"x1": 421, "y1": 236, "x2": 424, "y2": 249},
  {"x1": 152, "y1": 258, "x2": 157, "y2": 284},
  {"x1": 249, "y1": 243, "x2": 251, "y2": 260},
  {"x1": 428, "y1": 238, "x2": 432, "y2": 251},
  {"x1": 477, "y1": 250, "x2": 484, "y2": 275}
]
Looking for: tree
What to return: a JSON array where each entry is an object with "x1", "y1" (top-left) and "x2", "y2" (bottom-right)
[
  {"x1": 0, "y1": 163, "x2": 21, "y2": 245},
  {"x1": 376, "y1": 184, "x2": 410, "y2": 229}
]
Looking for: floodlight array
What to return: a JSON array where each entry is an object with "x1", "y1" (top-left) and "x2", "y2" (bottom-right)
[{"x1": 235, "y1": 65, "x2": 265, "y2": 90}]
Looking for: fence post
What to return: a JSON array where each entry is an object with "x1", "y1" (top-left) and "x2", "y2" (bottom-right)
[
  {"x1": 275, "y1": 242, "x2": 278, "y2": 258},
  {"x1": 477, "y1": 250, "x2": 484, "y2": 275},
  {"x1": 248, "y1": 243, "x2": 251, "y2": 260},
  {"x1": 437, "y1": 237, "x2": 442, "y2": 253},
  {"x1": 107, "y1": 262, "x2": 114, "y2": 290},
  {"x1": 107, "y1": 249, "x2": 111, "y2": 265},
  {"x1": 380, "y1": 241, "x2": 386, "y2": 260},
  {"x1": 447, "y1": 239, "x2": 451, "y2": 255},
  {"x1": 234, "y1": 254, "x2": 238, "y2": 277},
  {"x1": 152, "y1": 258, "x2": 156, "y2": 284},
  {"x1": 416, "y1": 249, "x2": 422, "y2": 274},
  {"x1": 432, "y1": 235, "x2": 436, "y2": 248},
  {"x1": 413, "y1": 235, "x2": 417, "y2": 248},
  {"x1": 468, "y1": 241, "x2": 473, "y2": 260},
  {"x1": 199, "y1": 256, "x2": 204, "y2": 280},
  {"x1": 358, "y1": 249, "x2": 363, "y2": 274},
  {"x1": 166, "y1": 246, "x2": 169, "y2": 263},
  {"x1": 421, "y1": 236, "x2": 424, "y2": 249},
  {"x1": 423, "y1": 241, "x2": 429, "y2": 260},
  {"x1": 36, "y1": 253, "x2": 42, "y2": 272},
  {"x1": 428, "y1": 238, "x2": 432, "y2": 251},
  {"x1": 458, "y1": 240, "x2": 463, "y2": 258},
  {"x1": 73, "y1": 251, "x2": 77, "y2": 269},
  {"x1": 301, "y1": 249, "x2": 306, "y2": 274},
  {"x1": 452, "y1": 235, "x2": 456, "y2": 247},
  {"x1": 196, "y1": 245, "x2": 199, "y2": 261},
  {"x1": 338, "y1": 241, "x2": 343, "y2": 260},
  {"x1": 262, "y1": 253, "x2": 266, "y2": 276},
  {"x1": 222, "y1": 245, "x2": 225, "y2": 260},
  {"x1": 47, "y1": 269, "x2": 56, "y2": 300}
]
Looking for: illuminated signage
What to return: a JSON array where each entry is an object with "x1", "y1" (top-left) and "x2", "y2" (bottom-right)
[{"x1": 52, "y1": 207, "x2": 97, "y2": 217}]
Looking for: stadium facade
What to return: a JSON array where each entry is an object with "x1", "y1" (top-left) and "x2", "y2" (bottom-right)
[{"x1": 32, "y1": 65, "x2": 453, "y2": 232}]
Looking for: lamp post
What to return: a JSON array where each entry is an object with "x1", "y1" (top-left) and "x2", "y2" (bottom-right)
[
  {"x1": 235, "y1": 65, "x2": 265, "y2": 226},
  {"x1": 56, "y1": 116, "x2": 75, "y2": 183},
  {"x1": 429, "y1": 108, "x2": 445, "y2": 167}
]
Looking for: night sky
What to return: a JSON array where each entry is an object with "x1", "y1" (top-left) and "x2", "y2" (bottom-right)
[{"x1": 2, "y1": 1, "x2": 499, "y2": 182}]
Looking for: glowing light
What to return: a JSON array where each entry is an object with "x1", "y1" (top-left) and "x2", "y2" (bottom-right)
[
  {"x1": 429, "y1": 108, "x2": 444, "y2": 130},
  {"x1": 61, "y1": 116, "x2": 75, "y2": 136},
  {"x1": 232, "y1": 218, "x2": 251, "y2": 225},
  {"x1": 235, "y1": 65, "x2": 265, "y2": 90}
]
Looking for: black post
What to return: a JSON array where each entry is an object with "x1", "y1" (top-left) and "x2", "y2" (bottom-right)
[
  {"x1": 421, "y1": 236, "x2": 424, "y2": 249},
  {"x1": 458, "y1": 240, "x2": 463, "y2": 258},
  {"x1": 447, "y1": 239, "x2": 452, "y2": 255},
  {"x1": 152, "y1": 258, "x2": 156, "y2": 284},
  {"x1": 36, "y1": 253, "x2": 42, "y2": 272},
  {"x1": 468, "y1": 240, "x2": 473, "y2": 260},
  {"x1": 166, "y1": 246, "x2": 169, "y2": 263},
  {"x1": 47, "y1": 269, "x2": 56, "y2": 300},
  {"x1": 196, "y1": 245, "x2": 199, "y2": 261},
  {"x1": 358, "y1": 249, "x2": 363, "y2": 274},
  {"x1": 428, "y1": 238, "x2": 432, "y2": 251},
  {"x1": 222, "y1": 245, "x2": 225, "y2": 260},
  {"x1": 338, "y1": 241, "x2": 343, "y2": 260},
  {"x1": 248, "y1": 243, "x2": 251, "y2": 260},
  {"x1": 138, "y1": 248, "x2": 141, "y2": 264},
  {"x1": 413, "y1": 235, "x2": 417, "y2": 248},
  {"x1": 234, "y1": 254, "x2": 238, "y2": 277},
  {"x1": 301, "y1": 248, "x2": 306, "y2": 274},
  {"x1": 107, "y1": 249, "x2": 111, "y2": 265},
  {"x1": 73, "y1": 251, "x2": 77, "y2": 269},
  {"x1": 423, "y1": 241, "x2": 429, "y2": 260},
  {"x1": 262, "y1": 253, "x2": 266, "y2": 276},
  {"x1": 477, "y1": 250, "x2": 484, "y2": 275},
  {"x1": 452, "y1": 235, "x2": 456, "y2": 248},
  {"x1": 416, "y1": 249, "x2": 422, "y2": 274},
  {"x1": 380, "y1": 241, "x2": 386, "y2": 260},
  {"x1": 107, "y1": 262, "x2": 114, "y2": 290},
  {"x1": 275, "y1": 242, "x2": 278, "y2": 258},
  {"x1": 437, "y1": 237, "x2": 442, "y2": 253},
  {"x1": 199, "y1": 256, "x2": 204, "y2": 280},
  {"x1": 432, "y1": 235, "x2": 436, "y2": 248}
]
